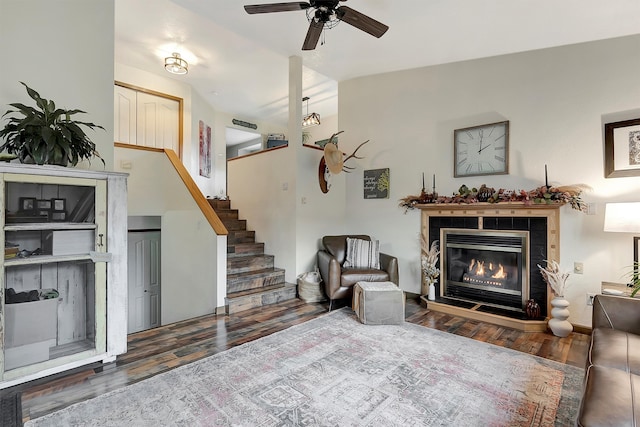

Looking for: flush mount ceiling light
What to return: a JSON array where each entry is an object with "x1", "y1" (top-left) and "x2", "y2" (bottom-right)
[
  {"x1": 165, "y1": 52, "x2": 188, "y2": 75},
  {"x1": 302, "y1": 96, "x2": 320, "y2": 127}
]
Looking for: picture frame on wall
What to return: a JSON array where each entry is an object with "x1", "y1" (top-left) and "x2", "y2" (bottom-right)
[
  {"x1": 635, "y1": 236, "x2": 639, "y2": 265},
  {"x1": 604, "y1": 118, "x2": 640, "y2": 177}
]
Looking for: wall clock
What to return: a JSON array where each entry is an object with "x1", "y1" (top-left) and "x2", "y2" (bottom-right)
[{"x1": 454, "y1": 120, "x2": 509, "y2": 177}]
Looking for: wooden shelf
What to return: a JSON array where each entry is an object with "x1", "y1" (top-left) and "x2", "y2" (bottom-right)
[
  {"x1": 5, "y1": 222, "x2": 96, "y2": 232},
  {"x1": 4, "y1": 254, "x2": 93, "y2": 267}
]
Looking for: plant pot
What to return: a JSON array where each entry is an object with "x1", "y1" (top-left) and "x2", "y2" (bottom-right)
[{"x1": 548, "y1": 296, "x2": 573, "y2": 337}]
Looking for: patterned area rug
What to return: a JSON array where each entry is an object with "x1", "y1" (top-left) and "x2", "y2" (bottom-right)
[{"x1": 27, "y1": 309, "x2": 583, "y2": 426}]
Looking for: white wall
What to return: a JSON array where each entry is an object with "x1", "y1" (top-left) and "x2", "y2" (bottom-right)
[
  {"x1": 227, "y1": 141, "x2": 347, "y2": 282},
  {"x1": 213, "y1": 110, "x2": 288, "y2": 198},
  {"x1": 340, "y1": 35, "x2": 640, "y2": 327},
  {"x1": 0, "y1": 0, "x2": 115, "y2": 170},
  {"x1": 114, "y1": 147, "x2": 220, "y2": 324}
]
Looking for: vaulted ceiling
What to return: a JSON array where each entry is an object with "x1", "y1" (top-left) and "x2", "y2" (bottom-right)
[{"x1": 115, "y1": 0, "x2": 640, "y2": 127}]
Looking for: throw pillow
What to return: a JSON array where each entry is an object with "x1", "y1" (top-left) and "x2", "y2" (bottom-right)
[{"x1": 343, "y1": 238, "x2": 380, "y2": 269}]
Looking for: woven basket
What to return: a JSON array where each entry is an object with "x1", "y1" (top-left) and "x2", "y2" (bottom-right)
[{"x1": 297, "y1": 271, "x2": 326, "y2": 303}]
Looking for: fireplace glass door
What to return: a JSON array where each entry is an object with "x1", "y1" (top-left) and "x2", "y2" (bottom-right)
[{"x1": 442, "y1": 229, "x2": 529, "y2": 312}]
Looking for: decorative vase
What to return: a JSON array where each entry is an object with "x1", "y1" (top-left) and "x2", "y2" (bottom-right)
[
  {"x1": 548, "y1": 296, "x2": 573, "y2": 337},
  {"x1": 428, "y1": 282, "x2": 436, "y2": 301}
]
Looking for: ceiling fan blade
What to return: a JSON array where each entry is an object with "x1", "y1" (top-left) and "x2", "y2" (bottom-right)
[
  {"x1": 244, "y1": 2, "x2": 310, "y2": 14},
  {"x1": 336, "y1": 5, "x2": 389, "y2": 38},
  {"x1": 302, "y1": 20, "x2": 324, "y2": 50}
]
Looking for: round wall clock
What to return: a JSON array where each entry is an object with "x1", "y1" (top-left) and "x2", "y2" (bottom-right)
[{"x1": 454, "y1": 120, "x2": 509, "y2": 177}]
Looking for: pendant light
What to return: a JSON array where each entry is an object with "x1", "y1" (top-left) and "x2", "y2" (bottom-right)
[{"x1": 302, "y1": 96, "x2": 321, "y2": 127}]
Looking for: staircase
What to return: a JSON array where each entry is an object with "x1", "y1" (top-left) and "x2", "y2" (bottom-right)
[{"x1": 208, "y1": 198, "x2": 297, "y2": 314}]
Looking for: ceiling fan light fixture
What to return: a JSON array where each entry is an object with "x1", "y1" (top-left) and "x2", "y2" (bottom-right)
[
  {"x1": 302, "y1": 96, "x2": 321, "y2": 127},
  {"x1": 165, "y1": 52, "x2": 188, "y2": 75}
]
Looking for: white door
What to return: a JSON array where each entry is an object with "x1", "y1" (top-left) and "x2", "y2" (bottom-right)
[
  {"x1": 127, "y1": 231, "x2": 161, "y2": 334},
  {"x1": 137, "y1": 92, "x2": 179, "y2": 154},
  {"x1": 114, "y1": 86, "x2": 137, "y2": 145}
]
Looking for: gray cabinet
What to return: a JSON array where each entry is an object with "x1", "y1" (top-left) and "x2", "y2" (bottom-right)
[{"x1": 0, "y1": 164, "x2": 128, "y2": 388}]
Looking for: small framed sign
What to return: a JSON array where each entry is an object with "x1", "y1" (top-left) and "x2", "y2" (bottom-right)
[
  {"x1": 604, "y1": 118, "x2": 640, "y2": 177},
  {"x1": 363, "y1": 168, "x2": 390, "y2": 199}
]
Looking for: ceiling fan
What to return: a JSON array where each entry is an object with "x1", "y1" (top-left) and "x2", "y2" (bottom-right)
[{"x1": 244, "y1": 1, "x2": 389, "y2": 50}]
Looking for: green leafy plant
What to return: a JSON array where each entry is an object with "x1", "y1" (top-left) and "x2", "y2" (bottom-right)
[
  {"x1": 0, "y1": 82, "x2": 104, "y2": 166},
  {"x1": 627, "y1": 262, "x2": 640, "y2": 297}
]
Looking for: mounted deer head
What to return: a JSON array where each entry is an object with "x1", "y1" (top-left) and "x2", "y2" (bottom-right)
[{"x1": 318, "y1": 131, "x2": 370, "y2": 193}]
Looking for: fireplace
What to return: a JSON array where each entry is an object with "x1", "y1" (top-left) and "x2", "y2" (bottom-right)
[{"x1": 442, "y1": 229, "x2": 529, "y2": 313}]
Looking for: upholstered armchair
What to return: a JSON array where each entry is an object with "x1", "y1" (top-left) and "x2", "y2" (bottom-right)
[{"x1": 317, "y1": 235, "x2": 399, "y2": 310}]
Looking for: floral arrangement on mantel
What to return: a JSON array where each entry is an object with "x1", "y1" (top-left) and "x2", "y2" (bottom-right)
[
  {"x1": 420, "y1": 236, "x2": 440, "y2": 295},
  {"x1": 399, "y1": 183, "x2": 589, "y2": 214},
  {"x1": 538, "y1": 259, "x2": 571, "y2": 297}
]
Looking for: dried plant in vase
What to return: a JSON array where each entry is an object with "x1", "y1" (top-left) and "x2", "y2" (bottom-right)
[
  {"x1": 538, "y1": 259, "x2": 570, "y2": 297},
  {"x1": 420, "y1": 235, "x2": 440, "y2": 299}
]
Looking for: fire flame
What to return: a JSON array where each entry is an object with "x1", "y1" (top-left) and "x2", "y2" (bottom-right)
[{"x1": 469, "y1": 259, "x2": 507, "y2": 279}]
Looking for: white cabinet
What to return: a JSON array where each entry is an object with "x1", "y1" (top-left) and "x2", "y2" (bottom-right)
[
  {"x1": 114, "y1": 84, "x2": 181, "y2": 155},
  {"x1": 0, "y1": 164, "x2": 127, "y2": 388}
]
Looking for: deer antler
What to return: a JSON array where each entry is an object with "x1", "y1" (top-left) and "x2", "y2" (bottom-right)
[
  {"x1": 328, "y1": 130, "x2": 344, "y2": 145},
  {"x1": 342, "y1": 140, "x2": 369, "y2": 172}
]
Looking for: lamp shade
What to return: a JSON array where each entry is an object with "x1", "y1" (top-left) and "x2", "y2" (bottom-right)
[{"x1": 604, "y1": 202, "x2": 640, "y2": 233}]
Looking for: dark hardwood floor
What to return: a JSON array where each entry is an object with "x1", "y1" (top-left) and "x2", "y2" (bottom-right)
[{"x1": 9, "y1": 296, "x2": 589, "y2": 424}]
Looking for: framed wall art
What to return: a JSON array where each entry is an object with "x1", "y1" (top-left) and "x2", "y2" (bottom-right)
[
  {"x1": 199, "y1": 120, "x2": 212, "y2": 178},
  {"x1": 604, "y1": 118, "x2": 640, "y2": 177},
  {"x1": 363, "y1": 168, "x2": 390, "y2": 199}
]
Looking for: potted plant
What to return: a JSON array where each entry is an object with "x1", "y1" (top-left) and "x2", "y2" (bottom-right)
[{"x1": 0, "y1": 82, "x2": 104, "y2": 167}]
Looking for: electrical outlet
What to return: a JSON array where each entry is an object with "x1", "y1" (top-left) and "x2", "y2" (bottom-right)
[{"x1": 586, "y1": 293, "x2": 596, "y2": 306}]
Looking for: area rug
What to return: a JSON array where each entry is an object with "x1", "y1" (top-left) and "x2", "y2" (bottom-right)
[{"x1": 27, "y1": 309, "x2": 583, "y2": 426}]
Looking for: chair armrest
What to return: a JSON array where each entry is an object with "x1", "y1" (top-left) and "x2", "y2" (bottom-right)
[
  {"x1": 380, "y1": 252, "x2": 399, "y2": 285},
  {"x1": 317, "y1": 250, "x2": 342, "y2": 298},
  {"x1": 593, "y1": 294, "x2": 640, "y2": 334}
]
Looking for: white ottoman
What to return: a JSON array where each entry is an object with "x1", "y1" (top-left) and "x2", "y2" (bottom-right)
[{"x1": 352, "y1": 281, "x2": 405, "y2": 325}]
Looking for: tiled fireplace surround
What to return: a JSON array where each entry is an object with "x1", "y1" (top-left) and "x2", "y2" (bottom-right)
[{"x1": 419, "y1": 203, "x2": 561, "y2": 332}]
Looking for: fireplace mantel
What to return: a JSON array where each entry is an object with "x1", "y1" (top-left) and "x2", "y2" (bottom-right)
[{"x1": 418, "y1": 202, "x2": 563, "y2": 332}]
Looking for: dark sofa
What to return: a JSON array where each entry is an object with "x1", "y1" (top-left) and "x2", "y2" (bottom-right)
[{"x1": 577, "y1": 294, "x2": 640, "y2": 426}]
